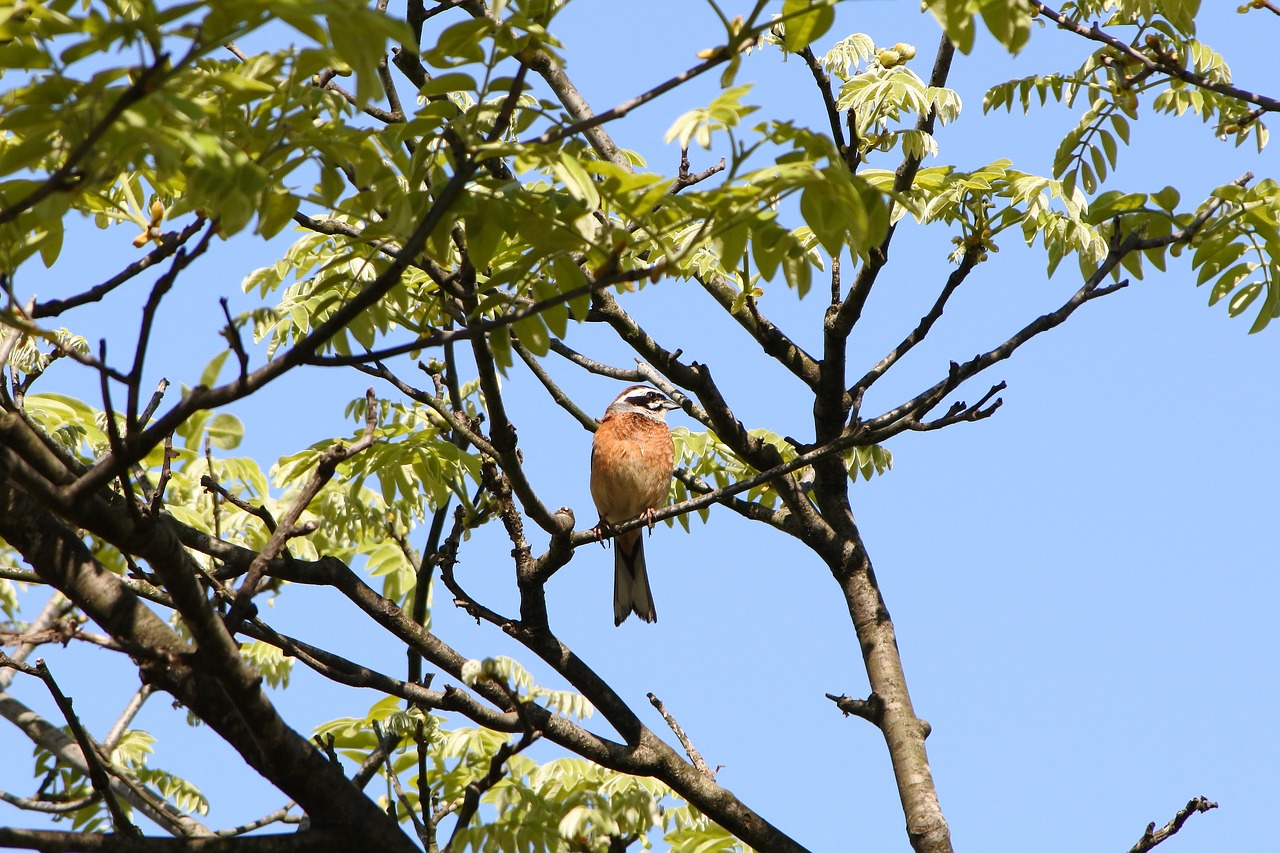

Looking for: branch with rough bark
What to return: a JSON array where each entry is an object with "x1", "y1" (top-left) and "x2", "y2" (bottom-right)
[{"x1": 1127, "y1": 797, "x2": 1218, "y2": 853}]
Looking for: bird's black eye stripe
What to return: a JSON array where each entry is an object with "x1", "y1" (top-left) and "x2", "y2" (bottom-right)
[{"x1": 621, "y1": 389, "x2": 671, "y2": 410}]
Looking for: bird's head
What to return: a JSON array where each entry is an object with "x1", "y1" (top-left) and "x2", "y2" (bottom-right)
[{"x1": 606, "y1": 385, "x2": 680, "y2": 421}]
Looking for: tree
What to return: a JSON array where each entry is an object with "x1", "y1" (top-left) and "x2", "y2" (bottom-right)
[{"x1": 0, "y1": 1, "x2": 1275, "y2": 851}]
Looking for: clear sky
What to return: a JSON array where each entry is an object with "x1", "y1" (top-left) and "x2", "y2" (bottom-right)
[{"x1": 3, "y1": 2, "x2": 1277, "y2": 852}]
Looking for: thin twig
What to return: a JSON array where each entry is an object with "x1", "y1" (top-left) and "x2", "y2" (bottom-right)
[
  {"x1": 97, "y1": 340, "x2": 139, "y2": 521},
  {"x1": 32, "y1": 219, "x2": 208, "y2": 318},
  {"x1": 373, "y1": 721, "x2": 430, "y2": 846},
  {"x1": 851, "y1": 247, "x2": 981, "y2": 406},
  {"x1": 547, "y1": 340, "x2": 645, "y2": 382},
  {"x1": 200, "y1": 475, "x2": 278, "y2": 533},
  {"x1": 0, "y1": 789, "x2": 98, "y2": 814},
  {"x1": 352, "y1": 727, "x2": 405, "y2": 791},
  {"x1": 33, "y1": 661, "x2": 139, "y2": 835},
  {"x1": 127, "y1": 226, "x2": 217, "y2": 429},
  {"x1": 148, "y1": 434, "x2": 176, "y2": 516},
  {"x1": 1034, "y1": 2, "x2": 1280, "y2": 115},
  {"x1": 647, "y1": 694, "x2": 714, "y2": 779},
  {"x1": 214, "y1": 804, "x2": 304, "y2": 837},
  {"x1": 227, "y1": 389, "x2": 379, "y2": 626},
  {"x1": 1, "y1": 299, "x2": 131, "y2": 383},
  {"x1": 104, "y1": 684, "x2": 155, "y2": 751},
  {"x1": 219, "y1": 298, "x2": 250, "y2": 387},
  {"x1": 443, "y1": 728, "x2": 540, "y2": 851},
  {"x1": 523, "y1": 21, "x2": 760, "y2": 152},
  {"x1": 799, "y1": 45, "x2": 849, "y2": 167},
  {"x1": 137, "y1": 379, "x2": 170, "y2": 426},
  {"x1": 511, "y1": 337, "x2": 597, "y2": 430},
  {"x1": 0, "y1": 57, "x2": 171, "y2": 228}
]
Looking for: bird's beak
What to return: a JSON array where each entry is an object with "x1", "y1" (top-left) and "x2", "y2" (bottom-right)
[{"x1": 662, "y1": 398, "x2": 681, "y2": 411}]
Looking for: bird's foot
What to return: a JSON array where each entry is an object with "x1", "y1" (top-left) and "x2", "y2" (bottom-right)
[
  {"x1": 639, "y1": 507, "x2": 658, "y2": 534},
  {"x1": 591, "y1": 520, "x2": 613, "y2": 547}
]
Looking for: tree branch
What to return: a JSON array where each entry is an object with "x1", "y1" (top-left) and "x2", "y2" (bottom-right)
[
  {"x1": 1034, "y1": 2, "x2": 1280, "y2": 115},
  {"x1": 32, "y1": 219, "x2": 208, "y2": 319},
  {"x1": 0, "y1": 479, "x2": 419, "y2": 851},
  {"x1": 228, "y1": 389, "x2": 379, "y2": 627},
  {"x1": 850, "y1": 247, "x2": 981, "y2": 406},
  {"x1": 694, "y1": 274, "x2": 821, "y2": 388},
  {"x1": 647, "y1": 694, "x2": 714, "y2": 780},
  {"x1": 825, "y1": 692, "x2": 886, "y2": 729},
  {"x1": 31, "y1": 661, "x2": 139, "y2": 836},
  {"x1": 0, "y1": 57, "x2": 171, "y2": 228},
  {"x1": 835, "y1": 34, "x2": 957, "y2": 342},
  {"x1": 0, "y1": 826, "x2": 363, "y2": 852},
  {"x1": 442, "y1": 728, "x2": 540, "y2": 851},
  {"x1": 1127, "y1": 797, "x2": 1218, "y2": 853},
  {"x1": 62, "y1": 148, "x2": 484, "y2": 504}
]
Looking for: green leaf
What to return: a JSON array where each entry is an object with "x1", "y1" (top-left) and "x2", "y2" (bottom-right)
[
  {"x1": 716, "y1": 220, "x2": 749, "y2": 273},
  {"x1": 424, "y1": 17, "x2": 492, "y2": 68},
  {"x1": 1110, "y1": 113, "x2": 1131, "y2": 145},
  {"x1": 799, "y1": 182, "x2": 845, "y2": 255},
  {"x1": 207, "y1": 413, "x2": 244, "y2": 450},
  {"x1": 1080, "y1": 161, "x2": 1096, "y2": 194},
  {"x1": 513, "y1": 310, "x2": 550, "y2": 357},
  {"x1": 1248, "y1": 285, "x2": 1276, "y2": 333},
  {"x1": 489, "y1": 325, "x2": 513, "y2": 371},
  {"x1": 781, "y1": 0, "x2": 835, "y2": 52},
  {"x1": 923, "y1": 0, "x2": 976, "y2": 54},
  {"x1": 1152, "y1": 186, "x2": 1181, "y2": 211},
  {"x1": 200, "y1": 350, "x2": 231, "y2": 389},
  {"x1": 978, "y1": 0, "x2": 1033, "y2": 53},
  {"x1": 551, "y1": 254, "x2": 591, "y2": 320},
  {"x1": 1228, "y1": 282, "x2": 1261, "y2": 317},
  {"x1": 418, "y1": 72, "x2": 477, "y2": 98},
  {"x1": 1099, "y1": 130, "x2": 1118, "y2": 169}
]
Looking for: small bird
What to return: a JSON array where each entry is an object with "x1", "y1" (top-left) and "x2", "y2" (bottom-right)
[{"x1": 590, "y1": 385, "x2": 680, "y2": 625}]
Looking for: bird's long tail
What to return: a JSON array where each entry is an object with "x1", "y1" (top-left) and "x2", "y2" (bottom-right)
[{"x1": 614, "y1": 531, "x2": 656, "y2": 625}]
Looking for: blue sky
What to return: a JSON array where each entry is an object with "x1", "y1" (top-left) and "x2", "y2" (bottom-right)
[{"x1": 3, "y1": 2, "x2": 1277, "y2": 851}]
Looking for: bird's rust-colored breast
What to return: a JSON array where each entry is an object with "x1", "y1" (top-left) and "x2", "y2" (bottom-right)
[{"x1": 590, "y1": 412, "x2": 674, "y2": 523}]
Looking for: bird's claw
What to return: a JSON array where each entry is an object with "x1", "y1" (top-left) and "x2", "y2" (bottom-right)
[
  {"x1": 639, "y1": 507, "x2": 658, "y2": 535},
  {"x1": 591, "y1": 521, "x2": 613, "y2": 547}
]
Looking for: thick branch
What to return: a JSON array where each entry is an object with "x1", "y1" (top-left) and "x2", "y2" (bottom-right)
[
  {"x1": 0, "y1": 827, "x2": 360, "y2": 852},
  {"x1": 0, "y1": 480, "x2": 419, "y2": 852}
]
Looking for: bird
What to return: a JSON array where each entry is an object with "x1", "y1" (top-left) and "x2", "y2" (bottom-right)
[{"x1": 590, "y1": 384, "x2": 680, "y2": 625}]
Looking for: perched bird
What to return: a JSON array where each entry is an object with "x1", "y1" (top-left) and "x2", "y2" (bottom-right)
[{"x1": 590, "y1": 385, "x2": 680, "y2": 625}]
